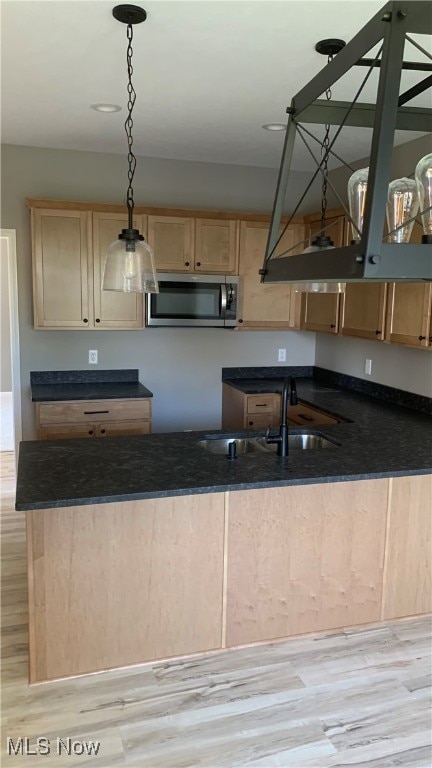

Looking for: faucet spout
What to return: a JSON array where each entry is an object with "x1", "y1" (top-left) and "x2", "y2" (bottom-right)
[{"x1": 265, "y1": 377, "x2": 298, "y2": 458}]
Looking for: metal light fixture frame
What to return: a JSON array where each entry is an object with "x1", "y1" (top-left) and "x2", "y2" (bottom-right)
[{"x1": 261, "y1": 0, "x2": 432, "y2": 286}]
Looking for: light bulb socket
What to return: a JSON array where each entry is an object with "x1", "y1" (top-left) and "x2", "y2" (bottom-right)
[
  {"x1": 312, "y1": 235, "x2": 334, "y2": 248},
  {"x1": 118, "y1": 228, "x2": 144, "y2": 242}
]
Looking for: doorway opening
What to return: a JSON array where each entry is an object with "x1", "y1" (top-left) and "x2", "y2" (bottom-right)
[{"x1": 0, "y1": 230, "x2": 21, "y2": 477}]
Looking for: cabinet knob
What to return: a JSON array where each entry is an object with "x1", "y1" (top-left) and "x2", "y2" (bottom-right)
[
  {"x1": 83, "y1": 318, "x2": 88, "y2": 324},
  {"x1": 100, "y1": 428, "x2": 106, "y2": 435},
  {"x1": 184, "y1": 261, "x2": 190, "y2": 267},
  {"x1": 330, "y1": 323, "x2": 336, "y2": 329},
  {"x1": 196, "y1": 261, "x2": 201, "y2": 267},
  {"x1": 375, "y1": 330, "x2": 381, "y2": 335},
  {"x1": 88, "y1": 429, "x2": 94, "y2": 436},
  {"x1": 419, "y1": 335, "x2": 426, "y2": 341},
  {"x1": 96, "y1": 318, "x2": 100, "y2": 323},
  {"x1": 249, "y1": 420, "x2": 253, "y2": 426},
  {"x1": 238, "y1": 319, "x2": 243, "y2": 324}
]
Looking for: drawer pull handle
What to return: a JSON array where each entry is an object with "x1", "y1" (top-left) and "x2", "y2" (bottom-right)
[
  {"x1": 255, "y1": 403, "x2": 268, "y2": 408},
  {"x1": 84, "y1": 410, "x2": 110, "y2": 415}
]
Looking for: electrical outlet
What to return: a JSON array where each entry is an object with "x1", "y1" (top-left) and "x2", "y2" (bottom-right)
[
  {"x1": 89, "y1": 350, "x2": 98, "y2": 365},
  {"x1": 278, "y1": 348, "x2": 286, "y2": 363},
  {"x1": 364, "y1": 358, "x2": 372, "y2": 375}
]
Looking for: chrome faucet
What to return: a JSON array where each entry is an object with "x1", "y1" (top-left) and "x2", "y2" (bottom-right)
[{"x1": 265, "y1": 377, "x2": 298, "y2": 457}]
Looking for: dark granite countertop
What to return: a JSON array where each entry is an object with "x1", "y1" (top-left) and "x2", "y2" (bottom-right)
[
  {"x1": 30, "y1": 369, "x2": 153, "y2": 402},
  {"x1": 16, "y1": 378, "x2": 432, "y2": 511}
]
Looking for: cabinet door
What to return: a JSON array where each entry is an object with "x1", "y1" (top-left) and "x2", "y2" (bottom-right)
[
  {"x1": 237, "y1": 221, "x2": 300, "y2": 328},
  {"x1": 96, "y1": 420, "x2": 151, "y2": 437},
  {"x1": 300, "y1": 214, "x2": 346, "y2": 334},
  {"x1": 32, "y1": 209, "x2": 91, "y2": 328},
  {"x1": 195, "y1": 219, "x2": 238, "y2": 274},
  {"x1": 93, "y1": 212, "x2": 145, "y2": 329},
  {"x1": 340, "y1": 283, "x2": 387, "y2": 340},
  {"x1": 385, "y1": 283, "x2": 431, "y2": 348},
  {"x1": 148, "y1": 215, "x2": 194, "y2": 273}
]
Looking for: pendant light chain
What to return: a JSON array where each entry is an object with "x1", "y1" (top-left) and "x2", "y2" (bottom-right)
[
  {"x1": 320, "y1": 53, "x2": 333, "y2": 233},
  {"x1": 125, "y1": 22, "x2": 137, "y2": 230}
]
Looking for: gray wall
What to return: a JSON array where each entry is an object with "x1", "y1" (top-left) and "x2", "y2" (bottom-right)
[
  {"x1": 315, "y1": 135, "x2": 432, "y2": 396},
  {"x1": 0, "y1": 242, "x2": 12, "y2": 391},
  {"x1": 0, "y1": 144, "x2": 315, "y2": 439}
]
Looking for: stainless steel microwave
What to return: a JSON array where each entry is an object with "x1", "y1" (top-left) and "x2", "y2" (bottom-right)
[{"x1": 147, "y1": 273, "x2": 240, "y2": 327}]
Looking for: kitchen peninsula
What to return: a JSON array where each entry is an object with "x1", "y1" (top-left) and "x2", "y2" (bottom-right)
[{"x1": 17, "y1": 372, "x2": 431, "y2": 683}]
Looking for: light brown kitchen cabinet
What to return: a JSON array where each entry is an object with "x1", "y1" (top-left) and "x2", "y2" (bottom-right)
[
  {"x1": 222, "y1": 383, "x2": 341, "y2": 430},
  {"x1": 195, "y1": 219, "x2": 238, "y2": 274},
  {"x1": 237, "y1": 220, "x2": 304, "y2": 329},
  {"x1": 32, "y1": 208, "x2": 92, "y2": 328},
  {"x1": 385, "y1": 283, "x2": 432, "y2": 349},
  {"x1": 92, "y1": 212, "x2": 145, "y2": 328},
  {"x1": 36, "y1": 398, "x2": 152, "y2": 440},
  {"x1": 147, "y1": 215, "x2": 194, "y2": 272},
  {"x1": 300, "y1": 211, "x2": 347, "y2": 334},
  {"x1": 340, "y1": 283, "x2": 387, "y2": 341},
  {"x1": 31, "y1": 208, "x2": 145, "y2": 329}
]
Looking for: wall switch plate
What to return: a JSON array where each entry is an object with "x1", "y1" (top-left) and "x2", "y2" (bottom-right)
[
  {"x1": 278, "y1": 348, "x2": 286, "y2": 363},
  {"x1": 364, "y1": 358, "x2": 372, "y2": 375},
  {"x1": 89, "y1": 350, "x2": 98, "y2": 365}
]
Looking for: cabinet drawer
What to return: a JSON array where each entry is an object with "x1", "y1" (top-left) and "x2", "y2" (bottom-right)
[
  {"x1": 289, "y1": 403, "x2": 339, "y2": 426},
  {"x1": 38, "y1": 424, "x2": 97, "y2": 440},
  {"x1": 38, "y1": 399, "x2": 151, "y2": 424},
  {"x1": 246, "y1": 395, "x2": 279, "y2": 414},
  {"x1": 245, "y1": 414, "x2": 280, "y2": 429},
  {"x1": 97, "y1": 420, "x2": 151, "y2": 437}
]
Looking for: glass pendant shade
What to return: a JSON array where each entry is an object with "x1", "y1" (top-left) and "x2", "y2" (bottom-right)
[
  {"x1": 347, "y1": 167, "x2": 368, "y2": 241},
  {"x1": 293, "y1": 235, "x2": 344, "y2": 294},
  {"x1": 415, "y1": 153, "x2": 432, "y2": 242},
  {"x1": 103, "y1": 232, "x2": 159, "y2": 293},
  {"x1": 386, "y1": 178, "x2": 419, "y2": 243}
]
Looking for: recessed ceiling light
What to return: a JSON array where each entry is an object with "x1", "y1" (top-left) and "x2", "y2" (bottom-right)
[
  {"x1": 91, "y1": 103, "x2": 122, "y2": 113},
  {"x1": 262, "y1": 123, "x2": 286, "y2": 132}
]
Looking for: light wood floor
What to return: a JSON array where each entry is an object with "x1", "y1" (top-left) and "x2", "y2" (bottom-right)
[{"x1": 1, "y1": 450, "x2": 431, "y2": 767}]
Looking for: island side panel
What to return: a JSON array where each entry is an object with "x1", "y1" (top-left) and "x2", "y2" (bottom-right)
[
  {"x1": 226, "y1": 480, "x2": 389, "y2": 647},
  {"x1": 382, "y1": 474, "x2": 432, "y2": 620},
  {"x1": 27, "y1": 494, "x2": 225, "y2": 683}
]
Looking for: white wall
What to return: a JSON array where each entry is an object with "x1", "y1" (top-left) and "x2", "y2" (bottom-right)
[
  {"x1": 0, "y1": 241, "x2": 12, "y2": 392},
  {"x1": 315, "y1": 334, "x2": 432, "y2": 398},
  {"x1": 0, "y1": 144, "x2": 315, "y2": 439}
]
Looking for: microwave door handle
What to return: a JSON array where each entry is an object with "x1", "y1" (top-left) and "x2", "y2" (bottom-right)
[{"x1": 220, "y1": 284, "x2": 227, "y2": 318}]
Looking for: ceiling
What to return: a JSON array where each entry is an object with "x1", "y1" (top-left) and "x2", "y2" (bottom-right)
[{"x1": 1, "y1": 0, "x2": 430, "y2": 170}]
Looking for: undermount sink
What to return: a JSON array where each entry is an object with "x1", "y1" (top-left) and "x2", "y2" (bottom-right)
[{"x1": 198, "y1": 433, "x2": 339, "y2": 455}]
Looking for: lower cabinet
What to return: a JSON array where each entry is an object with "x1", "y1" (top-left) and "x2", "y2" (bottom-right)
[
  {"x1": 36, "y1": 398, "x2": 152, "y2": 439},
  {"x1": 222, "y1": 384, "x2": 341, "y2": 430},
  {"x1": 226, "y1": 480, "x2": 389, "y2": 645}
]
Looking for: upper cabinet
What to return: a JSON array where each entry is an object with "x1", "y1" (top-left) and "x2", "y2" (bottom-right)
[
  {"x1": 237, "y1": 220, "x2": 304, "y2": 329},
  {"x1": 340, "y1": 283, "x2": 387, "y2": 341},
  {"x1": 92, "y1": 212, "x2": 145, "y2": 329},
  {"x1": 148, "y1": 215, "x2": 194, "y2": 272},
  {"x1": 385, "y1": 283, "x2": 432, "y2": 349},
  {"x1": 195, "y1": 219, "x2": 238, "y2": 274},
  {"x1": 31, "y1": 207, "x2": 145, "y2": 330},
  {"x1": 148, "y1": 216, "x2": 238, "y2": 274}
]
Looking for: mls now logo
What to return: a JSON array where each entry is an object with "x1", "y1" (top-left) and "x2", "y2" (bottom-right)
[{"x1": 7, "y1": 737, "x2": 101, "y2": 757}]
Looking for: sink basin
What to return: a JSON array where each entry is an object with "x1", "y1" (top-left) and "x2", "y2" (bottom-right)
[
  {"x1": 198, "y1": 433, "x2": 339, "y2": 455},
  {"x1": 254, "y1": 434, "x2": 338, "y2": 451}
]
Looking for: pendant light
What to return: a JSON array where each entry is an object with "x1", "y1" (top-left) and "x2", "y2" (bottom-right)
[
  {"x1": 415, "y1": 153, "x2": 432, "y2": 244},
  {"x1": 295, "y1": 40, "x2": 344, "y2": 295},
  {"x1": 103, "y1": 5, "x2": 158, "y2": 294}
]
